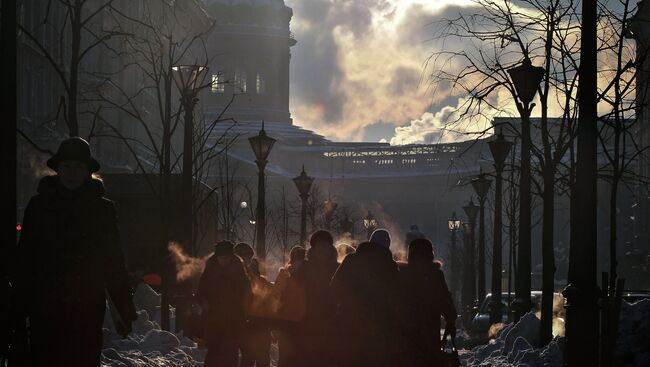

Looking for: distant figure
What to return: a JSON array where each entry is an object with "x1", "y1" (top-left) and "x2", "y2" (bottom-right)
[
  {"x1": 274, "y1": 246, "x2": 306, "y2": 367},
  {"x1": 369, "y1": 228, "x2": 392, "y2": 250},
  {"x1": 291, "y1": 230, "x2": 339, "y2": 367},
  {"x1": 331, "y1": 240, "x2": 400, "y2": 367},
  {"x1": 234, "y1": 242, "x2": 272, "y2": 367},
  {"x1": 398, "y1": 238, "x2": 457, "y2": 366},
  {"x1": 197, "y1": 241, "x2": 251, "y2": 367},
  {"x1": 405, "y1": 224, "x2": 426, "y2": 247},
  {"x1": 13, "y1": 137, "x2": 137, "y2": 366},
  {"x1": 336, "y1": 243, "x2": 356, "y2": 262}
]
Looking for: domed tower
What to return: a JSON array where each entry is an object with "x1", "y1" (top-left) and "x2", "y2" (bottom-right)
[{"x1": 202, "y1": 0, "x2": 296, "y2": 124}]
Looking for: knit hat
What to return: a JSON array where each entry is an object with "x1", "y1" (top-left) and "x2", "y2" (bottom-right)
[
  {"x1": 214, "y1": 240, "x2": 234, "y2": 256},
  {"x1": 369, "y1": 229, "x2": 391, "y2": 249},
  {"x1": 47, "y1": 137, "x2": 101, "y2": 173}
]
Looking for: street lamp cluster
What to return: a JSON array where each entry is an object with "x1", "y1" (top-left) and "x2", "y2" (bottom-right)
[{"x1": 449, "y1": 56, "x2": 543, "y2": 329}]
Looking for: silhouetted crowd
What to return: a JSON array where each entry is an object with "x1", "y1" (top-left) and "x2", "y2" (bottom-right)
[
  {"x1": 197, "y1": 229, "x2": 457, "y2": 367},
  {"x1": 8, "y1": 138, "x2": 457, "y2": 367}
]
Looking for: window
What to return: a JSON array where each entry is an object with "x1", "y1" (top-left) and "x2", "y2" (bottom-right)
[
  {"x1": 234, "y1": 69, "x2": 247, "y2": 93},
  {"x1": 211, "y1": 73, "x2": 225, "y2": 93},
  {"x1": 256, "y1": 73, "x2": 266, "y2": 94}
]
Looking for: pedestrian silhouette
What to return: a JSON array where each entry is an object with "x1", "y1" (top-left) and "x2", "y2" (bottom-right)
[
  {"x1": 331, "y1": 239, "x2": 400, "y2": 367},
  {"x1": 235, "y1": 242, "x2": 272, "y2": 367},
  {"x1": 196, "y1": 240, "x2": 251, "y2": 367},
  {"x1": 13, "y1": 137, "x2": 137, "y2": 366},
  {"x1": 405, "y1": 224, "x2": 426, "y2": 247},
  {"x1": 274, "y1": 245, "x2": 306, "y2": 367},
  {"x1": 291, "y1": 230, "x2": 339, "y2": 367},
  {"x1": 398, "y1": 238, "x2": 457, "y2": 366}
]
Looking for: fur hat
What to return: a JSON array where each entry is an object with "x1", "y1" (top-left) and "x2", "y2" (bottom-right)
[{"x1": 47, "y1": 137, "x2": 100, "y2": 173}]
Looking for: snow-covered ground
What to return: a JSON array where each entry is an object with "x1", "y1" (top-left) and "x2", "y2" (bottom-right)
[
  {"x1": 101, "y1": 283, "x2": 206, "y2": 366},
  {"x1": 102, "y1": 284, "x2": 649, "y2": 367},
  {"x1": 460, "y1": 299, "x2": 650, "y2": 367}
]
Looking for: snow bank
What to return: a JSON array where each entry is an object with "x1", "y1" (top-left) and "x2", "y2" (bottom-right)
[
  {"x1": 101, "y1": 283, "x2": 204, "y2": 367},
  {"x1": 461, "y1": 313, "x2": 564, "y2": 367},
  {"x1": 616, "y1": 299, "x2": 650, "y2": 367}
]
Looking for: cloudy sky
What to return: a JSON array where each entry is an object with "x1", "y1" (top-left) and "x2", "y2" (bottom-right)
[{"x1": 285, "y1": 0, "x2": 480, "y2": 144}]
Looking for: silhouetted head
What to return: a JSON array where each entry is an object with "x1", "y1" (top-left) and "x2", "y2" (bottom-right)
[
  {"x1": 48, "y1": 137, "x2": 101, "y2": 190},
  {"x1": 369, "y1": 229, "x2": 391, "y2": 249},
  {"x1": 310, "y1": 230, "x2": 334, "y2": 248},
  {"x1": 289, "y1": 245, "x2": 306, "y2": 265},
  {"x1": 234, "y1": 242, "x2": 255, "y2": 262},
  {"x1": 408, "y1": 238, "x2": 434, "y2": 265},
  {"x1": 214, "y1": 240, "x2": 235, "y2": 257}
]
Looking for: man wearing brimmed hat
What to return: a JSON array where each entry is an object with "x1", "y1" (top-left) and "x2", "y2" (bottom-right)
[{"x1": 13, "y1": 137, "x2": 137, "y2": 366}]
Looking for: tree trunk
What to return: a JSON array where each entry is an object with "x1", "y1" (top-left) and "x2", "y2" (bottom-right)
[
  {"x1": 609, "y1": 178, "x2": 619, "y2": 294},
  {"x1": 540, "y1": 168, "x2": 556, "y2": 345}
]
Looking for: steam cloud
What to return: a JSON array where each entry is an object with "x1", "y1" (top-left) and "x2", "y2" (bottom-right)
[{"x1": 167, "y1": 242, "x2": 212, "y2": 282}]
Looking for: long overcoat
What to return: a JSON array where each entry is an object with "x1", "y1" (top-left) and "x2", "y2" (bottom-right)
[{"x1": 14, "y1": 175, "x2": 136, "y2": 366}]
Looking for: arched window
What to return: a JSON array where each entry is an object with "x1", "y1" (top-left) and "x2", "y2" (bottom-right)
[
  {"x1": 211, "y1": 73, "x2": 225, "y2": 93},
  {"x1": 234, "y1": 69, "x2": 247, "y2": 93},
  {"x1": 256, "y1": 73, "x2": 266, "y2": 94}
]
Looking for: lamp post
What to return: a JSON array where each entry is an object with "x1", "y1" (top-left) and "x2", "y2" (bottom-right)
[
  {"x1": 292, "y1": 166, "x2": 314, "y2": 246},
  {"x1": 448, "y1": 212, "x2": 462, "y2": 305},
  {"x1": 507, "y1": 56, "x2": 544, "y2": 321},
  {"x1": 249, "y1": 121, "x2": 276, "y2": 263},
  {"x1": 363, "y1": 211, "x2": 378, "y2": 239},
  {"x1": 462, "y1": 199, "x2": 479, "y2": 322},
  {"x1": 323, "y1": 198, "x2": 338, "y2": 231},
  {"x1": 488, "y1": 132, "x2": 514, "y2": 325},
  {"x1": 170, "y1": 64, "x2": 207, "y2": 332},
  {"x1": 471, "y1": 171, "x2": 492, "y2": 304}
]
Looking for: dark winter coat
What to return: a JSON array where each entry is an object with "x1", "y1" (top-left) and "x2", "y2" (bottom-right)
[
  {"x1": 196, "y1": 254, "x2": 252, "y2": 346},
  {"x1": 290, "y1": 245, "x2": 339, "y2": 367},
  {"x1": 14, "y1": 175, "x2": 136, "y2": 367},
  {"x1": 397, "y1": 261, "x2": 457, "y2": 366},
  {"x1": 330, "y1": 242, "x2": 400, "y2": 367}
]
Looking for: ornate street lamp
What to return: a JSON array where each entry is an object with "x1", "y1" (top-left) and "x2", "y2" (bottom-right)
[
  {"x1": 508, "y1": 56, "x2": 544, "y2": 321},
  {"x1": 292, "y1": 166, "x2": 314, "y2": 246},
  {"x1": 462, "y1": 198, "x2": 479, "y2": 321},
  {"x1": 471, "y1": 171, "x2": 492, "y2": 303},
  {"x1": 170, "y1": 64, "x2": 208, "y2": 333},
  {"x1": 488, "y1": 132, "x2": 514, "y2": 324},
  {"x1": 249, "y1": 121, "x2": 276, "y2": 263},
  {"x1": 323, "y1": 198, "x2": 338, "y2": 231},
  {"x1": 363, "y1": 211, "x2": 378, "y2": 239},
  {"x1": 448, "y1": 212, "x2": 462, "y2": 305}
]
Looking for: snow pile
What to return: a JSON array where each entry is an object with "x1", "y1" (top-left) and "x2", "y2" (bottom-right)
[
  {"x1": 101, "y1": 283, "x2": 205, "y2": 367},
  {"x1": 616, "y1": 299, "x2": 650, "y2": 367},
  {"x1": 461, "y1": 313, "x2": 564, "y2": 367}
]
